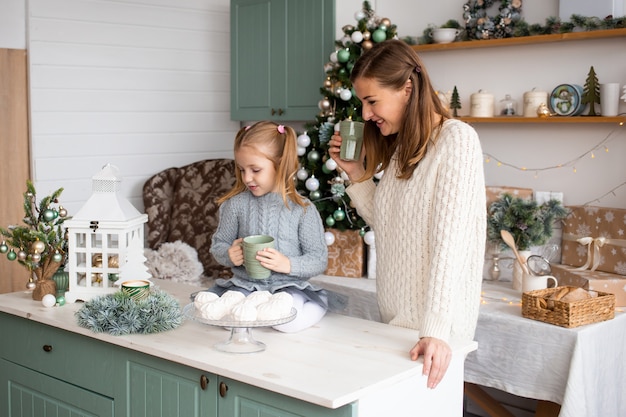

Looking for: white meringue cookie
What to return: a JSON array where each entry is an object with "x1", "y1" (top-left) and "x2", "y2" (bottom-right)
[
  {"x1": 231, "y1": 302, "x2": 258, "y2": 322},
  {"x1": 244, "y1": 290, "x2": 272, "y2": 306}
]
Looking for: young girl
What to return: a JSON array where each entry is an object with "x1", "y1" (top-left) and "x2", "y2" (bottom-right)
[{"x1": 209, "y1": 121, "x2": 329, "y2": 332}]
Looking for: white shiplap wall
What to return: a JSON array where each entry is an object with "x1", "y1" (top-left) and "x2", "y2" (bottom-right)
[{"x1": 27, "y1": 0, "x2": 240, "y2": 214}]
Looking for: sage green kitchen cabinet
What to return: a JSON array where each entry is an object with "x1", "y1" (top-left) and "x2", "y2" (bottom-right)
[
  {"x1": 230, "y1": 0, "x2": 335, "y2": 121},
  {"x1": 0, "y1": 312, "x2": 351, "y2": 417},
  {"x1": 124, "y1": 351, "x2": 217, "y2": 417},
  {"x1": 217, "y1": 377, "x2": 355, "y2": 417},
  {"x1": 0, "y1": 359, "x2": 114, "y2": 417},
  {"x1": 0, "y1": 312, "x2": 118, "y2": 416}
]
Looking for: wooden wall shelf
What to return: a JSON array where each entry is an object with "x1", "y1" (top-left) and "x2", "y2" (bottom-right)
[
  {"x1": 458, "y1": 116, "x2": 626, "y2": 124},
  {"x1": 411, "y1": 28, "x2": 626, "y2": 52}
]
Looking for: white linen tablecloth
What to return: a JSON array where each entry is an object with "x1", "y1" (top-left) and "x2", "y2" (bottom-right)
[{"x1": 466, "y1": 281, "x2": 626, "y2": 417}]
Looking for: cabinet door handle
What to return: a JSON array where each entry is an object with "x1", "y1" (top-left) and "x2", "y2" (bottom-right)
[
  {"x1": 200, "y1": 375, "x2": 209, "y2": 390},
  {"x1": 277, "y1": 108, "x2": 284, "y2": 116},
  {"x1": 42, "y1": 344, "x2": 53, "y2": 352},
  {"x1": 219, "y1": 381, "x2": 228, "y2": 398},
  {"x1": 271, "y1": 108, "x2": 284, "y2": 116}
]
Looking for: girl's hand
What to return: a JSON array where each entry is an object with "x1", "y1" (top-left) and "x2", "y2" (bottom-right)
[
  {"x1": 328, "y1": 132, "x2": 366, "y2": 181},
  {"x1": 255, "y1": 247, "x2": 291, "y2": 274},
  {"x1": 410, "y1": 337, "x2": 452, "y2": 390},
  {"x1": 228, "y1": 238, "x2": 244, "y2": 266}
]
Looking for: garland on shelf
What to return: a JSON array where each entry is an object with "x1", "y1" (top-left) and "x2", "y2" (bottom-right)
[
  {"x1": 75, "y1": 289, "x2": 182, "y2": 335},
  {"x1": 406, "y1": 9, "x2": 626, "y2": 45},
  {"x1": 512, "y1": 14, "x2": 626, "y2": 37}
]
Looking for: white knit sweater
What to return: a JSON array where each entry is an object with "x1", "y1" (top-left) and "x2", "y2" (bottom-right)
[{"x1": 347, "y1": 119, "x2": 486, "y2": 343}]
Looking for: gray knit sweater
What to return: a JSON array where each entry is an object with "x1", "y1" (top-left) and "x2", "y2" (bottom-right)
[
  {"x1": 347, "y1": 119, "x2": 486, "y2": 343},
  {"x1": 210, "y1": 191, "x2": 328, "y2": 284}
]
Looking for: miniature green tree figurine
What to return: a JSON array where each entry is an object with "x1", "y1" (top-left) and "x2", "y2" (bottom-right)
[
  {"x1": 450, "y1": 86, "x2": 462, "y2": 117},
  {"x1": 582, "y1": 66, "x2": 600, "y2": 116}
]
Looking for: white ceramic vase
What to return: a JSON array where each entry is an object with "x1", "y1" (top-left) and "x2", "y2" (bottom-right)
[{"x1": 512, "y1": 250, "x2": 532, "y2": 292}]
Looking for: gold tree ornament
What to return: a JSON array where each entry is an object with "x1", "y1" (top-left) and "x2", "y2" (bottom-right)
[{"x1": 0, "y1": 180, "x2": 71, "y2": 300}]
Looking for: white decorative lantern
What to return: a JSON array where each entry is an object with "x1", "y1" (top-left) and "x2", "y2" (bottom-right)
[{"x1": 64, "y1": 164, "x2": 148, "y2": 303}]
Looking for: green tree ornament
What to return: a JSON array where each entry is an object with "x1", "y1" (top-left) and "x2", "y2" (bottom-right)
[
  {"x1": 450, "y1": 86, "x2": 462, "y2": 117},
  {"x1": 582, "y1": 66, "x2": 600, "y2": 116}
]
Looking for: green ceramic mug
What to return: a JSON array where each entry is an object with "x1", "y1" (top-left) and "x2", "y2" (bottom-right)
[
  {"x1": 242, "y1": 235, "x2": 275, "y2": 279},
  {"x1": 121, "y1": 280, "x2": 151, "y2": 301},
  {"x1": 339, "y1": 119, "x2": 364, "y2": 161}
]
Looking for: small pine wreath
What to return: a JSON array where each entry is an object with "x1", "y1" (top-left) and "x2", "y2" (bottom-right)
[
  {"x1": 464, "y1": 0, "x2": 523, "y2": 40},
  {"x1": 75, "y1": 289, "x2": 182, "y2": 335}
]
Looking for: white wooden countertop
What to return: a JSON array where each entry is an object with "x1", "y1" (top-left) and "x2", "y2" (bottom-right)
[{"x1": 0, "y1": 279, "x2": 476, "y2": 410}]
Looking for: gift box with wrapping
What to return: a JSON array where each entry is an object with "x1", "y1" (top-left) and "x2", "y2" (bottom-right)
[
  {"x1": 485, "y1": 186, "x2": 533, "y2": 209},
  {"x1": 325, "y1": 229, "x2": 365, "y2": 278},
  {"x1": 560, "y1": 206, "x2": 626, "y2": 275},
  {"x1": 551, "y1": 263, "x2": 626, "y2": 307}
]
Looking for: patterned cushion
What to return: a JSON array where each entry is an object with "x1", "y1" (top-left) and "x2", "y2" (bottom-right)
[{"x1": 143, "y1": 159, "x2": 236, "y2": 278}]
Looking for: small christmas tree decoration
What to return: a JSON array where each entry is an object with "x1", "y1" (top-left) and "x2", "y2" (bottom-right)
[
  {"x1": 582, "y1": 66, "x2": 600, "y2": 116},
  {"x1": 0, "y1": 180, "x2": 70, "y2": 300},
  {"x1": 450, "y1": 86, "x2": 462, "y2": 117}
]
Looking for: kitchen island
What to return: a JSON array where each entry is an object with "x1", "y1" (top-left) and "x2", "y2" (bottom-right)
[{"x1": 0, "y1": 279, "x2": 476, "y2": 417}]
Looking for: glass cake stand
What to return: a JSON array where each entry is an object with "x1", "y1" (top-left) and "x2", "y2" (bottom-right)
[{"x1": 182, "y1": 303, "x2": 296, "y2": 354}]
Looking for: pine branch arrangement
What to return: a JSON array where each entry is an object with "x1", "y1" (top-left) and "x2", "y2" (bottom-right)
[
  {"x1": 75, "y1": 289, "x2": 182, "y2": 335},
  {"x1": 487, "y1": 194, "x2": 569, "y2": 251}
]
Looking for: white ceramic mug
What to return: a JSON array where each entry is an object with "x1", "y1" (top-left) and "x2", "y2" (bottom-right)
[{"x1": 522, "y1": 273, "x2": 558, "y2": 293}]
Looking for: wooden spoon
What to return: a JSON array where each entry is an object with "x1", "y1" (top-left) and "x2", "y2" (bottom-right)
[{"x1": 500, "y1": 229, "x2": 530, "y2": 274}]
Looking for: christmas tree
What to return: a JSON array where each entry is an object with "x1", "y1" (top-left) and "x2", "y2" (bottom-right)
[{"x1": 294, "y1": 1, "x2": 398, "y2": 234}]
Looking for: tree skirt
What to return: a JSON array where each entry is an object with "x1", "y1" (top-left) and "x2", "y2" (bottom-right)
[{"x1": 75, "y1": 289, "x2": 182, "y2": 335}]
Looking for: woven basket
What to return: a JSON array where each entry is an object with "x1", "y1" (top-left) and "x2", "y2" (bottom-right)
[{"x1": 522, "y1": 286, "x2": 615, "y2": 328}]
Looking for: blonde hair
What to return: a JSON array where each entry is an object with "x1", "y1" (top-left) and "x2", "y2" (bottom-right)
[
  {"x1": 350, "y1": 39, "x2": 450, "y2": 181},
  {"x1": 219, "y1": 121, "x2": 305, "y2": 207}
]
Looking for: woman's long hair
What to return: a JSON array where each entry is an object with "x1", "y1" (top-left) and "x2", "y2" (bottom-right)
[{"x1": 350, "y1": 39, "x2": 450, "y2": 180}]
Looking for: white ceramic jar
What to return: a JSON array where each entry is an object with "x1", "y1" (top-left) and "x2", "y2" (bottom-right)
[
  {"x1": 523, "y1": 89, "x2": 548, "y2": 117},
  {"x1": 470, "y1": 90, "x2": 495, "y2": 117}
]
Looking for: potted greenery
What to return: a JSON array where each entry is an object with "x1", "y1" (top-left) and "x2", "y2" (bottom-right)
[
  {"x1": 487, "y1": 193, "x2": 569, "y2": 290},
  {"x1": 487, "y1": 193, "x2": 569, "y2": 252},
  {"x1": 0, "y1": 180, "x2": 69, "y2": 300}
]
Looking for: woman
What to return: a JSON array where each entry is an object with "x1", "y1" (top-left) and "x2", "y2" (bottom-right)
[{"x1": 329, "y1": 40, "x2": 486, "y2": 389}]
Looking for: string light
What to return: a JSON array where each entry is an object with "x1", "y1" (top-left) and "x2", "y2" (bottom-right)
[
  {"x1": 483, "y1": 125, "x2": 621, "y2": 173},
  {"x1": 582, "y1": 181, "x2": 626, "y2": 206},
  {"x1": 483, "y1": 124, "x2": 625, "y2": 205}
]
